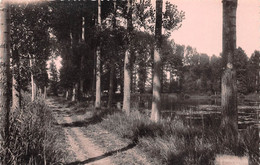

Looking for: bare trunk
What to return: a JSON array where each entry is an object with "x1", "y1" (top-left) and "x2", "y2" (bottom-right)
[
  {"x1": 95, "y1": 0, "x2": 101, "y2": 109},
  {"x1": 79, "y1": 55, "x2": 84, "y2": 101},
  {"x1": 12, "y1": 75, "x2": 19, "y2": 110},
  {"x1": 108, "y1": 61, "x2": 115, "y2": 108},
  {"x1": 123, "y1": 0, "x2": 133, "y2": 115},
  {"x1": 0, "y1": 2, "x2": 11, "y2": 163},
  {"x1": 221, "y1": 0, "x2": 238, "y2": 151},
  {"x1": 72, "y1": 84, "x2": 76, "y2": 102},
  {"x1": 43, "y1": 86, "x2": 47, "y2": 99},
  {"x1": 108, "y1": 0, "x2": 117, "y2": 109},
  {"x1": 95, "y1": 47, "x2": 101, "y2": 108},
  {"x1": 39, "y1": 88, "x2": 42, "y2": 97},
  {"x1": 151, "y1": 49, "x2": 162, "y2": 122},
  {"x1": 65, "y1": 90, "x2": 69, "y2": 100},
  {"x1": 11, "y1": 48, "x2": 20, "y2": 110},
  {"x1": 80, "y1": 79, "x2": 84, "y2": 98},
  {"x1": 29, "y1": 57, "x2": 36, "y2": 101},
  {"x1": 79, "y1": 17, "x2": 85, "y2": 101},
  {"x1": 123, "y1": 50, "x2": 131, "y2": 114},
  {"x1": 150, "y1": 0, "x2": 163, "y2": 122}
]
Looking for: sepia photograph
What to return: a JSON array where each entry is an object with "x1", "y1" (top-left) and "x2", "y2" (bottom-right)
[{"x1": 0, "y1": 0, "x2": 259, "y2": 164}]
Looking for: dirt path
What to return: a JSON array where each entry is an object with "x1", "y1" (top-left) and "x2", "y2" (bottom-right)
[{"x1": 46, "y1": 98, "x2": 155, "y2": 165}]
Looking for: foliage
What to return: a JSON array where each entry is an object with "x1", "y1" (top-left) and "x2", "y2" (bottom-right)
[
  {"x1": 247, "y1": 50, "x2": 260, "y2": 93},
  {"x1": 1, "y1": 98, "x2": 65, "y2": 165},
  {"x1": 234, "y1": 47, "x2": 248, "y2": 94},
  {"x1": 10, "y1": 4, "x2": 51, "y2": 91}
]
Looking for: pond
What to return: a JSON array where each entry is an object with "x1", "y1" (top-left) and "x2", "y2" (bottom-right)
[{"x1": 130, "y1": 94, "x2": 260, "y2": 130}]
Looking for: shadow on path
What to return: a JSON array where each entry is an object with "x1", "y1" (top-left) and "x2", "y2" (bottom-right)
[
  {"x1": 56, "y1": 110, "x2": 119, "y2": 128},
  {"x1": 66, "y1": 141, "x2": 137, "y2": 165}
]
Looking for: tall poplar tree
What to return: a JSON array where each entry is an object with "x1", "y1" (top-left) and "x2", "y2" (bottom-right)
[
  {"x1": 0, "y1": 1, "x2": 11, "y2": 164},
  {"x1": 122, "y1": 0, "x2": 133, "y2": 115},
  {"x1": 95, "y1": 0, "x2": 101, "y2": 109},
  {"x1": 221, "y1": 0, "x2": 238, "y2": 149},
  {"x1": 108, "y1": 0, "x2": 117, "y2": 109},
  {"x1": 150, "y1": 0, "x2": 163, "y2": 122}
]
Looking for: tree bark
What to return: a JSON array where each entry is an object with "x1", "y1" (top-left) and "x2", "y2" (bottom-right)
[
  {"x1": 108, "y1": 59, "x2": 115, "y2": 108},
  {"x1": 65, "y1": 90, "x2": 69, "y2": 100},
  {"x1": 95, "y1": 0, "x2": 101, "y2": 109},
  {"x1": 150, "y1": 0, "x2": 163, "y2": 122},
  {"x1": 0, "y1": 2, "x2": 11, "y2": 164},
  {"x1": 43, "y1": 86, "x2": 47, "y2": 99},
  {"x1": 123, "y1": 0, "x2": 133, "y2": 115},
  {"x1": 12, "y1": 72, "x2": 19, "y2": 110},
  {"x1": 29, "y1": 57, "x2": 36, "y2": 101},
  {"x1": 123, "y1": 50, "x2": 131, "y2": 114},
  {"x1": 221, "y1": 0, "x2": 238, "y2": 151},
  {"x1": 79, "y1": 56, "x2": 84, "y2": 100},
  {"x1": 11, "y1": 48, "x2": 20, "y2": 110},
  {"x1": 79, "y1": 16, "x2": 85, "y2": 101},
  {"x1": 108, "y1": 0, "x2": 117, "y2": 109},
  {"x1": 72, "y1": 84, "x2": 76, "y2": 102}
]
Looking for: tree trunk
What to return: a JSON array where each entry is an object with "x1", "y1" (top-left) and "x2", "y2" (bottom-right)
[
  {"x1": 221, "y1": 0, "x2": 238, "y2": 151},
  {"x1": 29, "y1": 57, "x2": 36, "y2": 101},
  {"x1": 79, "y1": 16, "x2": 85, "y2": 101},
  {"x1": 11, "y1": 48, "x2": 20, "y2": 110},
  {"x1": 123, "y1": 0, "x2": 133, "y2": 115},
  {"x1": 72, "y1": 85, "x2": 76, "y2": 102},
  {"x1": 0, "y1": 2, "x2": 11, "y2": 164},
  {"x1": 108, "y1": 0, "x2": 117, "y2": 109},
  {"x1": 12, "y1": 74, "x2": 19, "y2": 110},
  {"x1": 79, "y1": 55, "x2": 84, "y2": 101},
  {"x1": 65, "y1": 90, "x2": 69, "y2": 100},
  {"x1": 108, "y1": 60, "x2": 115, "y2": 108},
  {"x1": 43, "y1": 86, "x2": 47, "y2": 99},
  {"x1": 39, "y1": 88, "x2": 42, "y2": 97},
  {"x1": 150, "y1": 0, "x2": 163, "y2": 122},
  {"x1": 95, "y1": 0, "x2": 101, "y2": 109},
  {"x1": 80, "y1": 78, "x2": 84, "y2": 98}
]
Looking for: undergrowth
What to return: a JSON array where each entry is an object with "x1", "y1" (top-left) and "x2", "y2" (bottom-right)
[
  {"x1": 99, "y1": 110, "x2": 259, "y2": 165},
  {"x1": 2, "y1": 97, "x2": 65, "y2": 164}
]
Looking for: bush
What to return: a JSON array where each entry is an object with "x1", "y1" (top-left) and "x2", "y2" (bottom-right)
[{"x1": 3, "y1": 99, "x2": 65, "y2": 165}]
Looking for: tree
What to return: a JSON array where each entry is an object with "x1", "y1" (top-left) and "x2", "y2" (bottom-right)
[
  {"x1": 10, "y1": 4, "x2": 51, "y2": 102},
  {"x1": 11, "y1": 47, "x2": 21, "y2": 110},
  {"x1": 150, "y1": 0, "x2": 163, "y2": 122},
  {"x1": 234, "y1": 47, "x2": 248, "y2": 94},
  {"x1": 95, "y1": 0, "x2": 101, "y2": 109},
  {"x1": 150, "y1": 1, "x2": 184, "y2": 122},
  {"x1": 49, "y1": 59, "x2": 59, "y2": 96},
  {"x1": 210, "y1": 55, "x2": 222, "y2": 95},
  {"x1": 0, "y1": 2, "x2": 11, "y2": 164},
  {"x1": 123, "y1": 0, "x2": 133, "y2": 115},
  {"x1": 108, "y1": 0, "x2": 117, "y2": 108},
  {"x1": 221, "y1": 0, "x2": 238, "y2": 151},
  {"x1": 247, "y1": 50, "x2": 260, "y2": 93}
]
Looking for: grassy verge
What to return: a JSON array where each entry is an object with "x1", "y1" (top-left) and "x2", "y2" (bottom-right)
[
  {"x1": 3, "y1": 96, "x2": 66, "y2": 164},
  {"x1": 56, "y1": 98, "x2": 259, "y2": 165},
  {"x1": 99, "y1": 110, "x2": 259, "y2": 164}
]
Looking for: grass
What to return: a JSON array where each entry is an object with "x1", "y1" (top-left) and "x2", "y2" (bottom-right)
[
  {"x1": 102, "y1": 111, "x2": 259, "y2": 164},
  {"x1": 56, "y1": 97, "x2": 259, "y2": 165},
  {"x1": 99, "y1": 111, "x2": 217, "y2": 164},
  {"x1": 2, "y1": 95, "x2": 66, "y2": 165}
]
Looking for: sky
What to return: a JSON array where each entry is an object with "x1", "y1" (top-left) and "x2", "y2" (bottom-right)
[{"x1": 165, "y1": 0, "x2": 260, "y2": 57}]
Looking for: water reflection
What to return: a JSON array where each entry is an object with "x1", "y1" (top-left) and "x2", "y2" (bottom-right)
[{"x1": 131, "y1": 94, "x2": 260, "y2": 130}]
